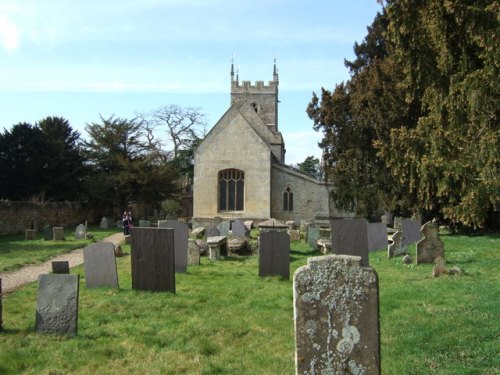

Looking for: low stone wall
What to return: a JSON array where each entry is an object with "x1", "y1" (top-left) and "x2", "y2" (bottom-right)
[{"x1": 0, "y1": 201, "x2": 94, "y2": 236}]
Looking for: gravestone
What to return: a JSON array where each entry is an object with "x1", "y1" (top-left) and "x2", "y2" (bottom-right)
[
  {"x1": 158, "y1": 220, "x2": 189, "y2": 273},
  {"x1": 53, "y1": 227, "x2": 65, "y2": 241},
  {"x1": 393, "y1": 216, "x2": 403, "y2": 230},
  {"x1": 307, "y1": 226, "x2": 320, "y2": 249},
  {"x1": 286, "y1": 220, "x2": 296, "y2": 230},
  {"x1": 75, "y1": 224, "x2": 86, "y2": 239},
  {"x1": 0, "y1": 278, "x2": 2, "y2": 331},
  {"x1": 217, "y1": 221, "x2": 230, "y2": 236},
  {"x1": 43, "y1": 225, "x2": 53, "y2": 240},
  {"x1": 188, "y1": 239, "x2": 200, "y2": 265},
  {"x1": 52, "y1": 261, "x2": 70, "y2": 274},
  {"x1": 289, "y1": 229, "x2": 301, "y2": 242},
  {"x1": 206, "y1": 226, "x2": 220, "y2": 238},
  {"x1": 139, "y1": 220, "x2": 151, "y2": 228},
  {"x1": 367, "y1": 223, "x2": 388, "y2": 252},
  {"x1": 294, "y1": 254, "x2": 380, "y2": 375},
  {"x1": 259, "y1": 231, "x2": 290, "y2": 279},
  {"x1": 35, "y1": 274, "x2": 80, "y2": 335},
  {"x1": 130, "y1": 227, "x2": 175, "y2": 292},
  {"x1": 258, "y1": 218, "x2": 288, "y2": 233},
  {"x1": 100, "y1": 217, "x2": 110, "y2": 229},
  {"x1": 401, "y1": 218, "x2": 422, "y2": 245},
  {"x1": 387, "y1": 231, "x2": 407, "y2": 258},
  {"x1": 83, "y1": 242, "x2": 119, "y2": 288},
  {"x1": 331, "y1": 218, "x2": 369, "y2": 266},
  {"x1": 207, "y1": 236, "x2": 227, "y2": 261},
  {"x1": 232, "y1": 219, "x2": 249, "y2": 237},
  {"x1": 190, "y1": 226, "x2": 205, "y2": 238},
  {"x1": 416, "y1": 222, "x2": 444, "y2": 264},
  {"x1": 25, "y1": 229, "x2": 37, "y2": 240}
]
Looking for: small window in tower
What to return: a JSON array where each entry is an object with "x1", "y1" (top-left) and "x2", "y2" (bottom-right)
[
  {"x1": 283, "y1": 186, "x2": 294, "y2": 212},
  {"x1": 250, "y1": 102, "x2": 259, "y2": 114}
]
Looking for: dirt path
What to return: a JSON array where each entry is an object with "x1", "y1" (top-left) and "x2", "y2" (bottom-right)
[{"x1": 0, "y1": 232, "x2": 125, "y2": 294}]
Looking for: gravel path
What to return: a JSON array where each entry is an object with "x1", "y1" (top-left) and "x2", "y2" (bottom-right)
[{"x1": 0, "y1": 232, "x2": 125, "y2": 294}]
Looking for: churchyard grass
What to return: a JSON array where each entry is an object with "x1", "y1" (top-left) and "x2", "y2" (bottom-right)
[
  {"x1": 0, "y1": 227, "x2": 121, "y2": 272},
  {"x1": 0, "y1": 234, "x2": 498, "y2": 374}
]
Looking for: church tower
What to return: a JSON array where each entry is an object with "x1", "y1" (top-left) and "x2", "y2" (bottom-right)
[{"x1": 230, "y1": 60, "x2": 279, "y2": 132}]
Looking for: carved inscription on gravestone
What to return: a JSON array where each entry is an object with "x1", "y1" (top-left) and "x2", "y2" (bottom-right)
[
  {"x1": 331, "y1": 218, "x2": 369, "y2": 266},
  {"x1": 35, "y1": 274, "x2": 80, "y2": 335},
  {"x1": 294, "y1": 255, "x2": 380, "y2": 375},
  {"x1": 158, "y1": 220, "x2": 188, "y2": 273},
  {"x1": 130, "y1": 227, "x2": 175, "y2": 293},
  {"x1": 416, "y1": 222, "x2": 444, "y2": 264},
  {"x1": 259, "y1": 231, "x2": 290, "y2": 280},
  {"x1": 83, "y1": 242, "x2": 119, "y2": 288}
]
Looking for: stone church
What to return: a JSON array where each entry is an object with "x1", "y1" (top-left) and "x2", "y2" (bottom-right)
[{"x1": 192, "y1": 62, "x2": 342, "y2": 226}]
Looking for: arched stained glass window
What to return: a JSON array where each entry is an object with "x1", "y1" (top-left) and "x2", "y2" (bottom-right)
[
  {"x1": 218, "y1": 169, "x2": 244, "y2": 211},
  {"x1": 283, "y1": 186, "x2": 293, "y2": 212}
]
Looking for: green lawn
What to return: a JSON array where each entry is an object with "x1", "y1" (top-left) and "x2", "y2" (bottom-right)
[{"x1": 0, "y1": 233, "x2": 498, "y2": 374}]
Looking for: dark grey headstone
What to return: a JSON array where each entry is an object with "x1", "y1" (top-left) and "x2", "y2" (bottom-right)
[
  {"x1": 43, "y1": 225, "x2": 53, "y2": 240},
  {"x1": 217, "y1": 221, "x2": 230, "y2": 236},
  {"x1": 83, "y1": 242, "x2": 119, "y2": 288},
  {"x1": 35, "y1": 274, "x2": 79, "y2": 335},
  {"x1": 367, "y1": 223, "x2": 388, "y2": 252},
  {"x1": 259, "y1": 231, "x2": 290, "y2": 279},
  {"x1": 158, "y1": 220, "x2": 189, "y2": 273},
  {"x1": 331, "y1": 218, "x2": 369, "y2": 266},
  {"x1": 52, "y1": 261, "x2": 70, "y2": 274},
  {"x1": 130, "y1": 227, "x2": 175, "y2": 293},
  {"x1": 307, "y1": 226, "x2": 320, "y2": 249},
  {"x1": 206, "y1": 226, "x2": 220, "y2": 238},
  {"x1": 232, "y1": 219, "x2": 249, "y2": 237},
  {"x1": 402, "y1": 218, "x2": 422, "y2": 245},
  {"x1": 294, "y1": 255, "x2": 380, "y2": 374}
]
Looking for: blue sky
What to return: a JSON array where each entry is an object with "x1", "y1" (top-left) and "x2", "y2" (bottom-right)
[{"x1": 0, "y1": 0, "x2": 382, "y2": 165}]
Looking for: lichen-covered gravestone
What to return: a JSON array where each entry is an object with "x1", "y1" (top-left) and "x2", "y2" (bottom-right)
[
  {"x1": 158, "y1": 220, "x2": 189, "y2": 273},
  {"x1": 217, "y1": 221, "x2": 230, "y2": 236},
  {"x1": 187, "y1": 239, "x2": 200, "y2": 265},
  {"x1": 35, "y1": 274, "x2": 80, "y2": 335},
  {"x1": 307, "y1": 226, "x2": 320, "y2": 249},
  {"x1": 259, "y1": 231, "x2": 290, "y2": 279},
  {"x1": 331, "y1": 218, "x2": 370, "y2": 266},
  {"x1": 416, "y1": 222, "x2": 444, "y2": 264},
  {"x1": 130, "y1": 227, "x2": 175, "y2": 293},
  {"x1": 294, "y1": 255, "x2": 380, "y2": 375},
  {"x1": 83, "y1": 242, "x2": 119, "y2": 288}
]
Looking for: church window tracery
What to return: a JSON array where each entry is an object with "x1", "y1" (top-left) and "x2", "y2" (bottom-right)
[
  {"x1": 283, "y1": 186, "x2": 293, "y2": 211},
  {"x1": 218, "y1": 169, "x2": 244, "y2": 211}
]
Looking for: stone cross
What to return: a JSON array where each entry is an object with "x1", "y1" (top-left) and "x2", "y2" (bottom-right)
[
  {"x1": 130, "y1": 227, "x2": 175, "y2": 293},
  {"x1": 83, "y1": 242, "x2": 119, "y2": 288},
  {"x1": 416, "y1": 222, "x2": 444, "y2": 264},
  {"x1": 35, "y1": 274, "x2": 80, "y2": 335},
  {"x1": 259, "y1": 231, "x2": 290, "y2": 279},
  {"x1": 294, "y1": 254, "x2": 380, "y2": 374},
  {"x1": 331, "y1": 218, "x2": 369, "y2": 266},
  {"x1": 158, "y1": 220, "x2": 189, "y2": 273}
]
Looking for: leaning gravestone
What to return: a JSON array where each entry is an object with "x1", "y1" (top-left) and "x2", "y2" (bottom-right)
[
  {"x1": 158, "y1": 220, "x2": 189, "y2": 273},
  {"x1": 331, "y1": 218, "x2": 369, "y2": 266},
  {"x1": 367, "y1": 223, "x2": 388, "y2": 252},
  {"x1": 416, "y1": 222, "x2": 444, "y2": 264},
  {"x1": 307, "y1": 226, "x2": 320, "y2": 249},
  {"x1": 130, "y1": 227, "x2": 175, "y2": 293},
  {"x1": 294, "y1": 254, "x2": 380, "y2": 375},
  {"x1": 75, "y1": 224, "x2": 86, "y2": 239},
  {"x1": 402, "y1": 218, "x2": 422, "y2": 245},
  {"x1": 387, "y1": 231, "x2": 407, "y2": 258},
  {"x1": 259, "y1": 231, "x2": 290, "y2": 279},
  {"x1": 35, "y1": 274, "x2": 80, "y2": 335},
  {"x1": 53, "y1": 227, "x2": 65, "y2": 241},
  {"x1": 232, "y1": 219, "x2": 249, "y2": 237},
  {"x1": 52, "y1": 261, "x2": 70, "y2": 274},
  {"x1": 83, "y1": 242, "x2": 119, "y2": 288},
  {"x1": 217, "y1": 221, "x2": 230, "y2": 236},
  {"x1": 205, "y1": 226, "x2": 220, "y2": 238}
]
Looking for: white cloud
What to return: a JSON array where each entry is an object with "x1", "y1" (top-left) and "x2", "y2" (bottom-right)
[
  {"x1": 0, "y1": 15, "x2": 20, "y2": 51},
  {"x1": 282, "y1": 130, "x2": 323, "y2": 165}
]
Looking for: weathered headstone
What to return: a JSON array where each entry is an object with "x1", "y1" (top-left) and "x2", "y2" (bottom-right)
[
  {"x1": 319, "y1": 227, "x2": 331, "y2": 239},
  {"x1": 416, "y1": 222, "x2": 444, "y2": 264},
  {"x1": 205, "y1": 226, "x2": 220, "y2": 238},
  {"x1": 401, "y1": 218, "x2": 422, "y2": 245},
  {"x1": 158, "y1": 220, "x2": 189, "y2": 273},
  {"x1": 190, "y1": 226, "x2": 206, "y2": 238},
  {"x1": 393, "y1": 216, "x2": 403, "y2": 230},
  {"x1": 228, "y1": 237, "x2": 249, "y2": 254},
  {"x1": 43, "y1": 225, "x2": 53, "y2": 240},
  {"x1": 25, "y1": 229, "x2": 37, "y2": 240},
  {"x1": 130, "y1": 227, "x2": 175, "y2": 292},
  {"x1": 100, "y1": 217, "x2": 110, "y2": 229},
  {"x1": 52, "y1": 261, "x2": 70, "y2": 274},
  {"x1": 83, "y1": 242, "x2": 119, "y2": 288},
  {"x1": 289, "y1": 229, "x2": 301, "y2": 242},
  {"x1": 75, "y1": 224, "x2": 86, "y2": 239},
  {"x1": 258, "y1": 218, "x2": 288, "y2": 233},
  {"x1": 259, "y1": 231, "x2": 290, "y2": 279},
  {"x1": 367, "y1": 223, "x2": 388, "y2": 252},
  {"x1": 331, "y1": 218, "x2": 369, "y2": 266},
  {"x1": 217, "y1": 221, "x2": 230, "y2": 236},
  {"x1": 138, "y1": 220, "x2": 151, "y2": 228},
  {"x1": 307, "y1": 226, "x2": 320, "y2": 249},
  {"x1": 387, "y1": 231, "x2": 407, "y2": 258},
  {"x1": 35, "y1": 274, "x2": 80, "y2": 335},
  {"x1": 188, "y1": 239, "x2": 200, "y2": 265},
  {"x1": 232, "y1": 219, "x2": 249, "y2": 237},
  {"x1": 294, "y1": 254, "x2": 380, "y2": 375},
  {"x1": 52, "y1": 227, "x2": 65, "y2": 241}
]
